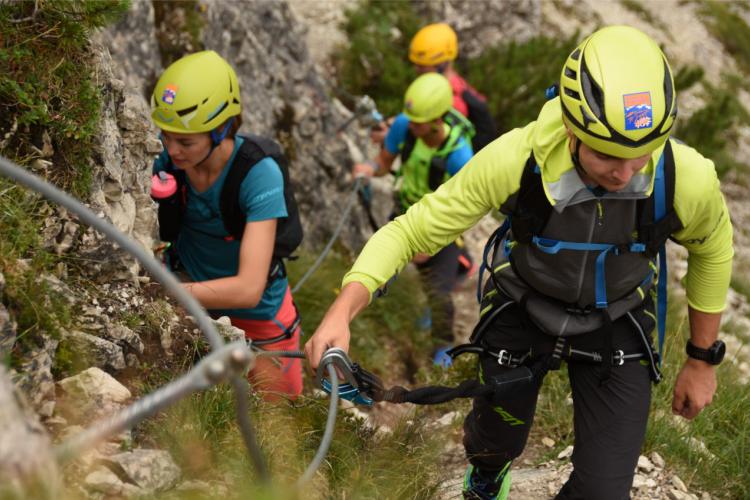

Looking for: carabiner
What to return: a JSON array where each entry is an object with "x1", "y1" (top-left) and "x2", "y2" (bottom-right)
[{"x1": 317, "y1": 348, "x2": 374, "y2": 406}]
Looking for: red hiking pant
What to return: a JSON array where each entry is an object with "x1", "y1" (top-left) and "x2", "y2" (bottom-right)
[{"x1": 230, "y1": 287, "x2": 302, "y2": 401}]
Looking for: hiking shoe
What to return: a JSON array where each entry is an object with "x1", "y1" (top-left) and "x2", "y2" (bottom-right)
[
  {"x1": 463, "y1": 463, "x2": 511, "y2": 500},
  {"x1": 432, "y1": 345, "x2": 453, "y2": 369}
]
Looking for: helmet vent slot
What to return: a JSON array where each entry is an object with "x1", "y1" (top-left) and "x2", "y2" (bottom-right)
[
  {"x1": 570, "y1": 48, "x2": 581, "y2": 61},
  {"x1": 204, "y1": 101, "x2": 229, "y2": 123},
  {"x1": 564, "y1": 87, "x2": 580, "y2": 100},
  {"x1": 176, "y1": 105, "x2": 198, "y2": 117},
  {"x1": 564, "y1": 67, "x2": 576, "y2": 79},
  {"x1": 580, "y1": 63, "x2": 605, "y2": 121}
]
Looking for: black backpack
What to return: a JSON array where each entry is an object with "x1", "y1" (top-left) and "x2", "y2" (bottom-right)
[
  {"x1": 461, "y1": 88, "x2": 497, "y2": 152},
  {"x1": 155, "y1": 134, "x2": 303, "y2": 276}
]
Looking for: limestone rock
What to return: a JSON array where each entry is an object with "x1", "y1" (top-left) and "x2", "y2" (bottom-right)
[
  {"x1": 0, "y1": 366, "x2": 60, "y2": 495},
  {"x1": 0, "y1": 301, "x2": 16, "y2": 358},
  {"x1": 650, "y1": 451, "x2": 666, "y2": 469},
  {"x1": 95, "y1": 0, "x2": 162, "y2": 99},
  {"x1": 56, "y1": 367, "x2": 131, "y2": 425},
  {"x1": 104, "y1": 449, "x2": 181, "y2": 492},
  {"x1": 65, "y1": 331, "x2": 126, "y2": 371},
  {"x1": 637, "y1": 454, "x2": 654, "y2": 472},
  {"x1": 84, "y1": 466, "x2": 128, "y2": 496},
  {"x1": 13, "y1": 335, "x2": 59, "y2": 416},
  {"x1": 106, "y1": 324, "x2": 145, "y2": 354},
  {"x1": 557, "y1": 445, "x2": 573, "y2": 460}
]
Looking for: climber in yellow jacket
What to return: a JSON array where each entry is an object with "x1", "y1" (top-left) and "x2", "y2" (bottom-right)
[{"x1": 306, "y1": 26, "x2": 733, "y2": 499}]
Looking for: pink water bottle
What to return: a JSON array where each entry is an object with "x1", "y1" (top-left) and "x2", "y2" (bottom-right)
[
  {"x1": 151, "y1": 171, "x2": 182, "y2": 241},
  {"x1": 151, "y1": 171, "x2": 178, "y2": 201}
]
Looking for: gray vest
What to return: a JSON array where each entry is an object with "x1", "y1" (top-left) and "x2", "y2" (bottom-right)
[{"x1": 492, "y1": 170, "x2": 655, "y2": 337}]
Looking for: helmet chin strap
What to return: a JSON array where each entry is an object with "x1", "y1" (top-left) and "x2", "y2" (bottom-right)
[
  {"x1": 572, "y1": 137, "x2": 609, "y2": 196},
  {"x1": 571, "y1": 136, "x2": 586, "y2": 178},
  {"x1": 196, "y1": 118, "x2": 235, "y2": 166}
]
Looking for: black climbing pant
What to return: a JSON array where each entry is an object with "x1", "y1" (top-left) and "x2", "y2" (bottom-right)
[
  {"x1": 463, "y1": 301, "x2": 653, "y2": 500},
  {"x1": 416, "y1": 242, "x2": 461, "y2": 344}
]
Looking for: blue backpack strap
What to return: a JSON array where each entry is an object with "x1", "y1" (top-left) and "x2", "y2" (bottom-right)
[
  {"x1": 653, "y1": 150, "x2": 668, "y2": 366},
  {"x1": 477, "y1": 218, "x2": 510, "y2": 303}
]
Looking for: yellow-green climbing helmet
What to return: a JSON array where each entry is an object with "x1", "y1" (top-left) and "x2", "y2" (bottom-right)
[
  {"x1": 559, "y1": 25, "x2": 677, "y2": 159},
  {"x1": 151, "y1": 50, "x2": 241, "y2": 134},
  {"x1": 409, "y1": 23, "x2": 458, "y2": 66},
  {"x1": 403, "y1": 73, "x2": 453, "y2": 123}
]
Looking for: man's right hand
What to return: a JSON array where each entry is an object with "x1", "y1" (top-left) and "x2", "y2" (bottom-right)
[
  {"x1": 370, "y1": 121, "x2": 390, "y2": 146},
  {"x1": 303, "y1": 282, "x2": 370, "y2": 371},
  {"x1": 352, "y1": 161, "x2": 377, "y2": 179},
  {"x1": 304, "y1": 313, "x2": 351, "y2": 372}
]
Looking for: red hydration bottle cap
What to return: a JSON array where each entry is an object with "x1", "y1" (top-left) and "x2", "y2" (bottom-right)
[{"x1": 151, "y1": 171, "x2": 178, "y2": 199}]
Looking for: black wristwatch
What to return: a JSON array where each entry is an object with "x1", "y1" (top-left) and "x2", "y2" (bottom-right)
[{"x1": 686, "y1": 340, "x2": 726, "y2": 365}]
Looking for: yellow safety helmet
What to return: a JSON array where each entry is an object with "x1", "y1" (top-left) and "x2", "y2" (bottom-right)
[
  {"x1": 403, "y1": 73, "x2": 453, "y2": 123},
  {"x1": 409, "y1": 23, "x2": 458, "y2": 67},
  {"x1": 151, "y1": 50, "x2": 241, "y2": 134},
  {"x1": 560, "y1": 25, "x2": 677, "y2": 158}
]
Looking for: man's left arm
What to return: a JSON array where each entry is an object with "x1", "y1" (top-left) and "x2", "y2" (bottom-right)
[
  {"x1": 671, "y1": 145, "x2": 734, "y2": 420},
  {"x1": 672, "y1": 308, "x2": 720, "y2": 419}
]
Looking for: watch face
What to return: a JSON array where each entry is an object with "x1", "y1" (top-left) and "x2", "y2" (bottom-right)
[{"x1": 710, "y1": 341, "x2": 726, "y2": 364}]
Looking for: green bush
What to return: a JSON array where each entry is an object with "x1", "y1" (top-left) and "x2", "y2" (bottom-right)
[
  {"x1": 332, "y1": 0, "x2": 422, "y2": 117},
  {"x1": 0, "y1": 0, "x2": 128, "y2": 197},
  {"x1": 675, "y1": 81, "x2": 750, "y2": 178},
  {"x1": 461, "y1": 34, "x2": 580, "y2": 133},
  {"x1": 698, "y1": 0, "x2": 750, "y2": 75}
]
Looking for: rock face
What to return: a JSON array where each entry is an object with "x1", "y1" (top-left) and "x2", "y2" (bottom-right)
[
  {"x1": 94, "y1": 0, "x2": 162, "y2": 99},
  {"x1": 0, "y1": 272, "x2": 16, "y2": 358},
  {"x1": 414, "y1": 0, "x2": 543, "y2": 58},
  {"x1": 0, "y1": 366, "x2": 60, "y2": 497},
  {"x1": 200, "y1": 1, "x2": 372, "y2": 249}
]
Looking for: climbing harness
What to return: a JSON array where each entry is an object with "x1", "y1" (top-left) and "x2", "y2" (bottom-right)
[{"x1": 473, "y1": 141, "x2": 681, "y2": 383}]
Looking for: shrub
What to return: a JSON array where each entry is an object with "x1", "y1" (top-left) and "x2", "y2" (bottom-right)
[
  {"x1": 332, "y1": 0, "x2": 422, "y2": 117},
  {"x1": 0, "y1": 0, "x2": 128, "y2": 197}
]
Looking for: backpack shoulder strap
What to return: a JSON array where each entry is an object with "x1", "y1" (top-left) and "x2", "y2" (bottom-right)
[
  {"x1": 400, "y1": 130, "x2": 417, "y2": 165},
  {"x1": 219, "y1": 136, "x2": 272, "y2": 241},
  {"x1": 637, "y1": 140, "x2": 682, "y2": 255},
  {"x1": 509, "y1": 151, "x2": 553, "y2": 244}
]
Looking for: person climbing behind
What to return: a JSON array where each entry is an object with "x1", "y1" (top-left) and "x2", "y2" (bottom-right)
[
  {"x1": 150, "y1": 50, "x2": 304, "y2": 401},
  {"x1": 353, "y1": 72, "x2": 475, "y2": 366},
  {"x1": 306, "y1": 25, "x2": 733, "y2": 499},
  {"x1": 372, "y1": 22, "x2": 497, "y2": 153}
]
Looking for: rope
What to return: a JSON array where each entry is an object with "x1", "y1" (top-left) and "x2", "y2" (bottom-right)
[
  {"x1": 298, "y1": 364, "x2": 339, "y2": 486},
  {"x1": 0, "y1": 155, "x2": 268, "y2": 481},
  {"x1": 292, "y1": 177, "x2": 363, "y2": 293},
  {"x1": 254, "y1": 349, "x2": 306, "y2": 359}
]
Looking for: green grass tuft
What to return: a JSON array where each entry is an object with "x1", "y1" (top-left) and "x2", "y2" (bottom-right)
[{"x1": 0, "y1": 0, "x2": 129, "y2": 197}]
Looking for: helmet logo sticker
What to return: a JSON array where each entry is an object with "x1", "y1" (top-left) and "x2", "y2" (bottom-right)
[
  {"x1": 623, "y1": 92, "x2": 653, "y2": 130},
  {"x1": 162, "y1": 84, "x2": 179, "y2": 105}
]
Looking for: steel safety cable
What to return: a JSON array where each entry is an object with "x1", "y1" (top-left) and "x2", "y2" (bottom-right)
[
  {"x1": 0, "y1": 155, "x2": 269, "y2": 481},
  {"x1": 291, "y1": 176, "x2": 364, "y2": 293}
]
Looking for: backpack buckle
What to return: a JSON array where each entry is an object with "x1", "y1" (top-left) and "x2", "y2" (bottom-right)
[{"x1": 613, "y1": 349, "x2": 626, "y2": 366}]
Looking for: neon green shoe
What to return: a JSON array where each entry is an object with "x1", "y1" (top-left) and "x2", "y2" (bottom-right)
[{"x1": 462, "y1": 463, "x2": 511, "y2": 500}]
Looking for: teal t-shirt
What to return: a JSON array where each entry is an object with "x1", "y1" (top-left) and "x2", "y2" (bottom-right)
[{"x1": 154, "y1": 136, "x2": 289, "y2": 320}]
